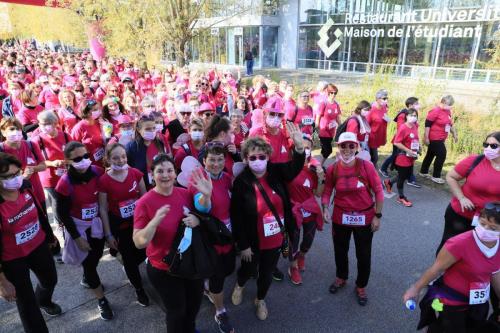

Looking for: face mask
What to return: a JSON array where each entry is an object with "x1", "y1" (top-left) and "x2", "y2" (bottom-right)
[
  {"x1": 72, "y1": 158, "x2": 92, "y2": 170},
  {"x1": 412, "y1": 103, "x2": 421, "y2": 111},
  {"x1": 10, "y1": 89, "x2": 20, "y2": 98},
  {"x1": 361, "y1": 110, "x2": 370, "y2": 117},
  {"x1": 339, "y1": 153, "x2": 355, "y2": 164},
  {"x1": 248, "y1": 159, "x2": 267, "y2": 173},
  {"x1": 155, "y1": 124, "x2": 163, "y2": 133},
  {"x1": 305, "y1": 148, "x2": 311, "y2": 159},
  {"x1": 40, "y1": 125, "x2": 55, "y2": 134},
  {"x1": 284, "y1": 92, "x2": 292, "y2": 99},
  {"x1": 120, "y1": 129, "x2": 134, "y2": 137},
  {"x1": 91, "y1": 110, "x2": 101, "y2": 120},
  {"x1": 90, "y1": 82, "x2": 99, "y2": 89},
  {"x1": 266, "y1": 115, "x2": 281, "y2": 128},
  {"x1": 7, "y1": 131, "x2": 23, "y2": 142},
  {"x1": 407, "y1": 116, "x2": 418, "y2": 123},
  {"x1": 379, "y1": 100, "x2": 388, "y2": 106},
  {"x1": 484, "y1": 147, "x2": 500, "y2": 160},
  {"x1": 2, "y1": 175, "x2": 23, "y2": 190},
  {"x1": 475, "y1": 224, "x2": 500, "y2": 242},
  {"x1": 191, "y1": 131, "x2": 204, "y2": 141},
  {"x1": 142, "y1": 130, "x2": 156, "y2": 141},
  {"x1": 111, "y1": 163, "x2": 129, "y2": 171},
  {"x1": 109, "y1": 108, "x2": 120, "y2": 116},
  {"x1": 50, "y1": 84, "x2": 60, "y2": 92}
]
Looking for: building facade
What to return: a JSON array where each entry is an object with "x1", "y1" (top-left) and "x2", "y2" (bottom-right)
[{"x1": 178, "y1": 0, "x2": 500, "y2": 82}]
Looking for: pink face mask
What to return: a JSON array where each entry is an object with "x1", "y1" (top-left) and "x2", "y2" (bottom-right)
[
  {"x1": 2, "y1": 175, "x2": 23, "y2": 190},
  {"x1": 7, "y1": 131, "x2": 23, "y2": 142},
  {"x1": 475, "y1": 224, "x2": 500, "y2": 242},
  {"x1": 484, "y1": 147, "x2": 500, "y2": 160},
  {"x1": 266, "y1": 115, "x2": 281, "y2": 128},
  {"x1": 248, "y1": 159, "x2": 267, "y2": 173},
  {"x1": 40, "y1": 125, "x2": 55, "y2": 135}
]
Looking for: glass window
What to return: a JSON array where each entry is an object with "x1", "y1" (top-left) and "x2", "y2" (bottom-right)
[
  {"x1": 411, "y1": 0, "x2": 442, "y2": 10},
  {"x1": 298, "y1": 26, "x2": 322, "y2": 68},
  {"x1": 437, "y1": 23, "x2": 477, "y2": 68},
  {"x1": 404, "y1": 26, "x2": 438, "y2": 67},
  {"x1": 476, "y1": 22, "x2": 500, "y2": 70},
  {"x1": 376, "y1": 25, "x2": 404, "y2": 65},
  {"x1": 244, "y1": 27, "x2": 260, "y2": 67},
  {"x1": 262, "y1": 26, "x2": 278, "y2": 67},
  {"x1": 449, "y1": 0, "x2": 486, "y2": 8}
]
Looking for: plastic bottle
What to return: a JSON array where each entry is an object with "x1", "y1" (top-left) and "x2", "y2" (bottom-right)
[{"x1": 406, "y1": 299, "x2": 416, "y2": 310}]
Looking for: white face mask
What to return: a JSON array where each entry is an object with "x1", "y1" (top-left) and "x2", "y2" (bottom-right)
[
  {"x1": 120, "y1": 129, "x2": 134, "y2": 137},
  {"x1": 155, "y1": 124, "x2": 163, "y2": 133},
  {"x1": 111, "y1": 163, "x2": 129, "y2": 171},
  {"x1": 72, "y1": 158, "x2": 92, "y2": 170},
  {"x1": 6, "y1": 130, "x2": 23, "y2": 142},
  {"x1": 2, "y1": 175, "x2": 23, "y2": 190},
  {"x1": 248, "y1": 159, "x2": 267, "y2": 173},
  {"x1": 142, "y1": 130, "x2": 156, "y2": 141},
  {"x1": 339, "y1": 153, "x2": 355, "y2": 164},
  {"x1": 190, "y1": 131, "x2": 204, "y2": 141},
  {"x1": 407, "y1": 116, "x2": 418, "y2": 123},
  {"x1": 91, "y1": 110, "x2": 101, "y2": 120},
  {"x1": 40, "y1": 125, "x2": 55, "y2": 135},
  {"x1": 361, "y1": 110, "x2": 370, "y2": 117},
  {"x1": 266, "y1": 115, "x2": 281, "y2": 128},
  {"x1": 475, "y1": 224, "x2": 500, "y2": 242}
]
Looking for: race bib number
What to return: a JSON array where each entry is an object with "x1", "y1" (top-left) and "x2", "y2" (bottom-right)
[
  {"x1": 342, "y1": 213, "x2": 366, "y2": 226},
  {"x1": 93, "y1": 148, "x2": 104, "y2": 161},
  {"x1": 119, "y1": 199, "x2": 136, "y2": 219},
  {"x1": 328, "y1": 121, "x2": 338, "y2": 129},
  {"x1": 263, "y1": 215, "x2": 281, "y2": 237},
  {"x1": 15, "y1": 220, "x2": 40, "y2": 245},
  {"x1": 55, "y1": 168, "x2": 66, "y2": 176},
  {"x1": 82, "y1": 203, "x2": 98, "y2": 220},
  {"x1": 302, "y1": 117, "x2": 314, "y2": 126},
  {"x1": 301, "y1": 208, "x2": 312, "y2": 218},
  {"x1": 410, "y1": 140, "x2": 420, "y2": 151},
  {"x1": 469, "y1": 282, "x2": 490, "y2": 305},
  {"x1": 383, "y1": 114, "x2": 391, "y2": 122},
  {"x1": 445, "y1": 124, "x2": 451, "y2": 133}
]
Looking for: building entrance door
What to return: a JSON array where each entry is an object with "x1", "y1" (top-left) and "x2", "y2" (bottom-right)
[{"x1": 234, "y1": 35, "x2": 243, "y2": 65}]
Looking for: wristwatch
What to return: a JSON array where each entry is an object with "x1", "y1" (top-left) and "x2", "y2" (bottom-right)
[{"x1": 375, "y1": 213, "x2": 382, "y2": 219}]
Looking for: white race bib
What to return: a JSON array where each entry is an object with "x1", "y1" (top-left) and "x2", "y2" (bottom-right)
[
  {"x1": 410, "y1": 140, "x2": 420, "y2": 151},
  {"x1": 55, "y1": 168, "x2": 66, "y2": 176},
  {"x1": 263, "y1": 215, "x2": 281, "y2": 237},
  {"x1": 301, "y1": 208, "x2": 312, "y2": 218},
  {"x1": 328, "y1": 121, "x2": 338, "y2": 129},
  {"x1": 445, "y1": 124, "x2": 451, "y2": 133},
  {"x1": 302, "y1": 117, "x2": 314, "y2": 126},
  {"x1": 342, "y1": 213, "x2": 366, "y2": 226},
  {"x1": 15, "y1": 220, "x2": 40, "y2": 245},
  {"x1": 383, "y1": 114, "x2": 391, "y2": 122},
  {"x1": 93, "y1": 148, "x2": 104, "y2": 161},
  {"x1": 82, "y1": 203, "x2": 98, "y2": 220},
  {"x1": 119, "y1": 199, "x2": 136, "y2": 219},
  {"x1": 469, "y1": 282, "x2": 490, "y2": 305}
]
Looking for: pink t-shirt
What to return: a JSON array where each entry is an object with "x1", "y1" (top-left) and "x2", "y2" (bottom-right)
[
  {"x1": 255, "y1": 177, "x2": 284, "y2": 250},
  {"x1": 367, "y1": 103, "x2": 388, "y2": 148},
  {"x1": 426, "y1": 107, "x2": 453, "y2": 141},
  {"x1": 317, "y1": 101, "x2": 341, "y2": 138},
  {"x1": 286, "y1": 105, "x2": 314, "y2": 135},
  {"x1": 70, "y1": 120, "x2": 105, "y2": 166},
  {"x1": 394, "y1": 124, "x2": 420, "y2": 167},
  {"x1": 249, "y1": 127, "x2": 292, "y2": 163}
]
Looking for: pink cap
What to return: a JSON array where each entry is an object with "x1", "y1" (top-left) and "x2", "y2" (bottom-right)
[
  {"x1": 263, "y1": 106, "x2": 284, "y2": 114},
  {"x1": 198, "y1": 102, "x2": 215, "y2": 113}
]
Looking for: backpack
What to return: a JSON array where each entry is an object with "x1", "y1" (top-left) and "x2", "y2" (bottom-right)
[
  {"x1": 330, "y1": 158, "x2": 372, "y2": 193},
  {"x1": 334, "y1": 116, "x2": 360, "y2": 142},
  {"x1": 465, "y1": 154, "x2": 485, "y2": 178},
  {"x1": 37, "y1": 132, "x2": 69, "y2": 160},
  {"x1": 0, "y1": 140, "x2": 39, "y2": 163},
  {"x1": 393, "y1": 108, "x2": 408, "y2": 122}
]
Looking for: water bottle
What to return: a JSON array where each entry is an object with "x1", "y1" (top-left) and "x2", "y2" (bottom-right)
[{"x1": 406, "y1": 299, "x2": 416, "y2": 311}]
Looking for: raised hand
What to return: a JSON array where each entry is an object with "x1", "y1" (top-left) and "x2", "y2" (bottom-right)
[
  {"x1": 191, "y1": 167, "x2": 212, "y2": 198},
  {"x1": 286, "y1": 122, "x2": 304, "y2": 151}
]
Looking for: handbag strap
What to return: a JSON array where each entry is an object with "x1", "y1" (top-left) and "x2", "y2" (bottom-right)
[{"x1": 254, "y1": 180, "x2": 285, "y2": 234}]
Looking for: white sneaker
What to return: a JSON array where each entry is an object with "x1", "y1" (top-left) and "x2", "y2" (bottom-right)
[
  {"x1": 418, "y1": 172, "x2": 430, "y2": 179},
  {"x1": 431, "y1": 177, "x2": 445, "y2": 184},
  {"x1": 231, "y1": 284, "x2": 244, "y2": 306},
  {"x1": 254, "y1": 298, "x2": 268, "y2": 320}
]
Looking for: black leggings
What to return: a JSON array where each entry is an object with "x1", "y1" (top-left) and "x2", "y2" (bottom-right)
[
  {"x1": 389, "y1": 165, "x2": 413, "y2": 198},
  {"x1": 420, "y1": 140, "x2": 447, "y2": 178},
  {"x1": 147, "y1": 263, "x2": 203, "y2": 333},
  {"x1": 299, "y1": 221, "x2": 317, "y2": 253},
  {"x1": 237, "y1": 247, "x2": 281, "y2": 300},
  {"x1": 3, "y1": 242, "x2": 57, "y2": 333},
  {"x1": 209, "y1": 250, "x2": 236, "y2": 294},
  {"x1": 436, "y1": 204, "x2": 473, "y2": 255},
  {"x1": 319, "y1": 136, "x2": 333, "y2": 160},
  {"x1": 369, "y1": 147, "x2": 379, "y2": 167},
  {"x1": 109, "y1": 214, "x2": 146, "y2": 290},
  {"x1": 81, "y1": 228, "x2": 105, "y2": 289},
  {"x1": 427, "y1": 306, "x2": 485, "y2": 333},
  {"x1": 332, "y1": 223, "x2": 373, "y2": 288}
]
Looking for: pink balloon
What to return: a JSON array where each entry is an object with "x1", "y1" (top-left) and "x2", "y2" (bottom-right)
[{"x1": 89, "y1": 38, "x2": 106, "y2": 61}]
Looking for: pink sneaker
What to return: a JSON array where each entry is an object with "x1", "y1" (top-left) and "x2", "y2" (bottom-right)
[{"x1": 288, "y1": 267, "x2": 302, "y2": 285}]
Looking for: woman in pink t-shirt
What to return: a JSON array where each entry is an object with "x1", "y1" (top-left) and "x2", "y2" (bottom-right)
[{"x1": 404, "y1": 204, "x2": 500, "y2": 332}]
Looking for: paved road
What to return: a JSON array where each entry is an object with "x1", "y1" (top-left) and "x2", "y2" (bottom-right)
[{"x1": 0, "y1": 170, "x2": 450, "y2": 333}]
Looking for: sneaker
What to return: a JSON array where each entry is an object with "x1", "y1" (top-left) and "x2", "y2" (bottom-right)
[
  {"x1": 379, "y1": 168, "x2": 389, "y2": 178},
  {"x1": 418, "y1": 172, "x2": 430, "y2": 179},
  {"x1": 431, "y1": 177, "x2": 445, "y2": 184},
  {"x1": 80, "y1": 278, "x2": 90, "y2": 289},
  {"x1": 254, "y1": 299, "x2": 268, "y2": 321},
  {"x1": 135, "y1": 288, "x2": 149, "y2": 307},
  {"x1": 329, "y1": 278, "x2": 346, "y2": 294},
  {"x1": 397, "y1": 197, "x2": 413, "y2": 207},
  {"x1": 355, "y1": 287, "x2": 368, "y2": 306},
  {"x1": 288, "y1": 267, "x2": 302, "y2": 285},
  {"x1": 272, "y1": 267, "x2": 284, "y2": 281},
  {"x1": 297, "y1": 253, "x2": 306, "y2": 272},
  {"x1": 231, "y1": 284, "x2": 244, "y2": 306},
  {"x1": 406, "y1": 180, "x2": 422, "y2": 188},
  {"x1": 383, "y1": 179, "x2": 392, "y2": 193},
  {"x1": 40, "y1": 302, "x2": 62, "y2": 317},
  {"x1": 98, "y1": 298, "x2": 114, "y2": 321},
  {"x1": 214, "y1": 311, "x2": 235, "y2": 333}
]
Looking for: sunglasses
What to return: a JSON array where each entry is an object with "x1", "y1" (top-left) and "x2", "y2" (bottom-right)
[
  {"x1": 180, "y1": 112, "x2": 191, "y2": 116},
  {"x1": 201, "y1": 112, "x2": 214, "y2": 118},
  {"x1": 71, "y1": 153, "x2": 90, "y2": 162},
  {"x1": 269, "y1": 112, "x2": 284, "y2": 118},
  {"x1": 143, "y1": 105, "x2": 155, "y2": 108},
  {"x1": 483, "y1": 142, "x2": 499, "y2": 149},
  {"x1": 328, "y1": 91, "x2": 337, "y2": 95},
  {"x1": 382, "y1": 97, "x2": 388, "y2": 100},
  {"x1": 339, "y1": 143, "x2": 357, "y2": 149},
  {"x1": 485, "y1": 202, "x2": 500, "y2": 212},
  {"x1": 205, "y1": 141, "x2": 225, "y2": 149},
  {"x1": 200, "y1": 83, "x2": 208, "y2": 87},
  {"x1": 248, "y1": 154, "x2": 267, "y2": 161},
  {"x1": 301, "y1": 95, "x2": 310, "y2": 98},
  {"x1": 86, "y1": 100, "x2": 97, "y2": 107}
]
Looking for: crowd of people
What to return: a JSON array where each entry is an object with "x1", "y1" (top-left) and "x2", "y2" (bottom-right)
[{"x1": 0, "y1": 42, "x2": 498, "y2": 333}]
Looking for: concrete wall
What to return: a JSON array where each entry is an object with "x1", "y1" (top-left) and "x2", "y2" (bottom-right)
[{"x1": 278, "y1": 0, "x2": 299, "y2": 69}]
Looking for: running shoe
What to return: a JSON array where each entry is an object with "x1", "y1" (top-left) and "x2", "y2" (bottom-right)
[
  {"x1": 431, "y1": 177, "x2": 445, "y2": 184},
  {"x1": 40, "y1": 302, "x2": 62, "y2": 317},
  {"x1": 254, "y1": 299, "x2": 268, "y2": 321},
  {"x1": 214, "y1": 311, "x2": 235, "y2": 333},
  {"x1": 80, "y1": 278, "x2": 105, "y2": 291},
  {"x1": 383, "y1": 179, "x2": 392, "y2": 193},
  {"x1": 397, "y1": 197, "x2": 413, "y2": 207},
  {"x1": 135, "y1": 288, "x2": 150, "y2": 307},
  {"x1": 297, "y1": 252, "x2": 306, "y2": 272},
  {"x1": 329, "y1": 278, "x2": 346, "y2": 294},
  {"x1": 272, "y1": 267, "x2": 284, "y2": 281},
  {"x1": 98, "y1": 298, "x2": 114, "y2": 321},
  {"x1": 231, "y1": 284, "x2": 244, "y2": 306},
  {"x1": 288, "y1": 267, "x2": 302, "y2": 285},
  {"x1": 418, "y1": 172, "x2": 430, "y2": 179},
  {"x1": 379, "y1": 168, "x2": 389, "y2": 178},
  {"x1": 406, "y1": 180, "x2": 422, "y2": 188},
  {"x1": 355, "y1": 287, "x2": 368, "y2": 306}
]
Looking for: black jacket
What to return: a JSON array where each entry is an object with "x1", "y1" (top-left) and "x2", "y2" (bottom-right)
[{"x1": 230, "y1": 149, "x2": 305, "y2": 252}]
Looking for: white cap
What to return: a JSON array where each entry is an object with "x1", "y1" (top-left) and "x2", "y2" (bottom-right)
[{"x1": 337, "y1": 132, "x2": 358, "y2": 144}]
